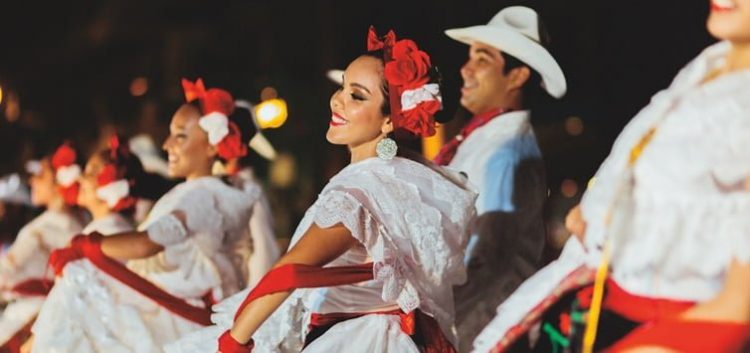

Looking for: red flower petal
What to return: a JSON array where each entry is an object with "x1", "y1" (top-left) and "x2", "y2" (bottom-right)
[
  {"x1": 59, "y1": 183, "x2": 80, "y2": 206},
  {"x1": 97, "y1": 164, "x2": 119, "y2": 186},
  {"x1": 216, "y1": 122, "x2": 247, "y2": 160},
  {"x1": 52, "y1": 144, "x2": 77, "y2": 170}
]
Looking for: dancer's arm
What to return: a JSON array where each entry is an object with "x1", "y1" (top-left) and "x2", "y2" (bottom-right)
[
  {"x1": 228, "y1": 223, "x2": 358, "y2": 345},
  {"x1": 680, "y1": 259, "x2": 750, "y2": 322},
  {"x1": 565, "y1": 204, "x2": 586, "y2": 242},
  {"x1": 100, "y1": 231, "x2": 164, "y2": 260}
]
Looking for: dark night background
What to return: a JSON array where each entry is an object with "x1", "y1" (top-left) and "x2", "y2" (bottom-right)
[{"x1": 0, "y1": 0, "x2": 714, "y2": 242}]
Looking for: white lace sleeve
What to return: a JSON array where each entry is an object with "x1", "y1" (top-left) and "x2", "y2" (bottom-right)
[
  {"x1": 310, "y1": 189, "x2": 419, "y2": 312},
  {"x1": 146, "y1": 188, "x2": 224, "y2": 246},
  {"x1": 247, "y1": 196, "x2": 280, "y2": 287},
  {"x1": 0, "y1": 227, "x2": 40, "y2": 280},
  {"x1": 146, "y1": 213, "x2": 188, "y2": 246},
  {"x1": 311, "y1": 190, "x2": 377, "y2": 246}
]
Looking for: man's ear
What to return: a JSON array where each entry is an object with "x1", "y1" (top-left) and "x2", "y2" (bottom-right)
[{"x1": 507, "y1": 66, "x2": 531, "y2": 91}]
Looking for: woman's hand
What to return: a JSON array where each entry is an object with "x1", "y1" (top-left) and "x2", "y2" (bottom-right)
[{"x1": 565, "y1": 204, "x2": 587, "y2": 242}]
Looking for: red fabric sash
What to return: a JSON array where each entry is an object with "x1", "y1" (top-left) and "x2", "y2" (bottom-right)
[
  {"x1": 608, "y1": 320, "x2": 750, "y2": 353},
  {"x1": 9, "y1": 278, "x2": 54, "y2": 296},
  {"x1": 233, "y1": 263, "x2": 375, "y2": 321},
  {"x1": 308, "y1": 309, "x2": 456, "y2": 353},
  {"x1": 308, "y1": 309, "x2": 416, "y2": 336},
  {"x1": 604, "y1": 279, "x2": 695, "y2": 323},
  {"x1": 222, "y1": 262, "x2": 456, "y2": 353},
  {"x1": 0, "y1": 319, "x2": 33, "y2": 353},
  {"x1": 433, "y1": 108, "x2": 508, "y2": 166},
  {"x1": 48, "y1": 233, "x2": 212, "y2": 325}
]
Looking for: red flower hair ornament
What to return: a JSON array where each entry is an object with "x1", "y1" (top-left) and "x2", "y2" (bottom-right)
[
  {"x1": 95, "y1": 135, "x2": 136, "y2": 212},
  {"x1": 181, "y1": 78, "x2": 247, "y2": 160},
  {"x1": 367, "y1": 26, "x2": 442, "y2": 137},
  {"x1": 51, "y1": 143, "x2": 81, "y2": 206}
]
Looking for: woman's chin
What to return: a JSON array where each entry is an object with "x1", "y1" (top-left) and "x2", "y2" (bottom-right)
[{"x1": 325, "y1": 130, "x2": 347, "y2": 145}]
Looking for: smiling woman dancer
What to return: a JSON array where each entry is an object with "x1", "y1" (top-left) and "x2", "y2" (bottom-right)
[
  {"x1": 28, "y1": 80, "x2": 270, "y2": 353},
  {"x1": 166, "y1": 27, "x2": 477, "y2": 353},
  {"x1": 0, "y1": 144, "x2": 84, "y2": 353}
]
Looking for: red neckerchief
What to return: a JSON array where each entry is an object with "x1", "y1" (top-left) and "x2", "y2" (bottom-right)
[{"x1": 433, "y1": 108, "x2": 510, "y2": 166}]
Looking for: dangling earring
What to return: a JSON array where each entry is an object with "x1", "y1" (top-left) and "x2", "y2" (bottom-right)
[{"x1": 376, "y1": 135, "x2": 397, "y2": 160}]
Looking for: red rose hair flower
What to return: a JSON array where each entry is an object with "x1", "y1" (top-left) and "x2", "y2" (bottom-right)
[{"x1": 367, "y1": 26, "x2": 442, "y2": 138}]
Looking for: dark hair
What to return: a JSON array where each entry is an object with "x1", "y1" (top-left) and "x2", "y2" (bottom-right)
[
  {"x1": 500, "y1": 17, "x2": 552, "y2": 109},
  {"x1": 362, "y1": 50, "x2": 392, "y2": 117},
  {"x1": 228, "y1": 105, "x2": 260, "y2": 167},
  {"x1": 356, "y1": 52, "x2": 470, "y2": 191},
  {"x1": 96, "y1": 138, "x2": 166, "y2": 206}
]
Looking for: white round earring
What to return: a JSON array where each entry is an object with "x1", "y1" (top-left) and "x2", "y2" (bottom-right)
[{"x1": 376, "y1": 136, "x2": 397, "y2": 160}]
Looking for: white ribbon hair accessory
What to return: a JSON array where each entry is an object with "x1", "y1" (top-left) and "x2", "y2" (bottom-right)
[
  {"x1": 198, "y1": 112, "x2": 230, "y2": 145},
  {"x1": 96, "y1": 179, "x2": 130, "y2": 208},
  {"x1": 55, "y1": 165, "x2": 81, "y2": 187},
  {"x1": 400, "y1": 83, "x2": 442, "y2": 110}
]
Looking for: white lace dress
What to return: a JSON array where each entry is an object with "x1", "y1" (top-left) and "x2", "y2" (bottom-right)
[
  {"x1": 229, "y1": 168, "x2": 280, "y2": 288},
  {"x1": 31, "y1": 177, "x2": 255, "y2": 353},
  {"x1": 472, "y1": 41, "x2": 750, "y2": 352},
  {"x1": 0, "y1": 209, "x2": 83, "y2": 346},
  {"x1": 166, "y1": 157, "x2": 477, "y2": 353}
]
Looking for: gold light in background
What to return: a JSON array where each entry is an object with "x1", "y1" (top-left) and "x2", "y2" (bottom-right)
[
  {"x1": 255, "y1": 98, "x2": 288, "y2": 129},
  {"x1": 422, "y1": 124, "x2": 445, "y2": 160},
  {"x1": 0, "y1": 85, "x2": 3, "y2": 105}
]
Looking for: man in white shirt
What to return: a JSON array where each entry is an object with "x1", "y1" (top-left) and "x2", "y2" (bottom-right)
[{"x1": 435, "y1": 6, "x2": 567, "y2": 351}]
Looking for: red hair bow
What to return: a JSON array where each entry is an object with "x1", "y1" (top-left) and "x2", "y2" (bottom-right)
[
  {"x1": 367, "y1": 26, "x2": 396, "y2": 52},
  {"x1": 181, "y1": 78, "x2": 235, "y2": 116},
  {"x1": 51, "y1": 142, "x2": 81, "y2": 206},
  {"x1": 52, "y1": 143, "x2": 77, "y2": 170},
  {"x1": 181, "y1": 78, "x2": 247, "y2": 161}
]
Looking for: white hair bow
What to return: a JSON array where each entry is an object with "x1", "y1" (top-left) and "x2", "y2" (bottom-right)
[
  {"x1": 400, "y1": 83, "x2": 442, "y2": 111},
  {"x1": 56, "y1": 165, "x2": 81, "y2": 187},
  {"x1": 96, "y1": 179, "x2": 130, "y2": 208},
  {"x1": 198, "y1": 112, "x2": 230, "y2": 145}
]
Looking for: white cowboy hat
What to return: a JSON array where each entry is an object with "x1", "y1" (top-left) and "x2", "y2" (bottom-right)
[{"x1": 445, "y1": 6, "x2": 567, "y2": 98}]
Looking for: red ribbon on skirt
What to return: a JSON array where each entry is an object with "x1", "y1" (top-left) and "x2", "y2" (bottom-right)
[
  {"x1": 222, "y1": 262, "x2": 456, "y2": 353},
  {"x1": 8, "y1": 278, "x2": 54, "y2": 297},
  {"x1": 48, "y1": 233, "x2": 212, "y2": 325}
]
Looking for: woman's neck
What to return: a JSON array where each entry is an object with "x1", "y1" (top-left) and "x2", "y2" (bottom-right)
[
  {"x1": 46, "y1": 195, "x2": 66, "y2": 212},
  {"x1": 186, "y1": 166, "x2": 213, "y2": 181},
  {"x1": 348, "y1": 138, "x2": 380, "y2": 164},
  {"x1": 87, "y1": 203, "x2": 112, "y2": 221},
  {"x1": 725, "y1": 42, "x2": 750, "y2": 73}
]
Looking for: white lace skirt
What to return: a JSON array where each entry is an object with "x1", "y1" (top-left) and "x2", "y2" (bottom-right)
[
  {"x1": 31, "y1": 260, "x2": 203, "y2": 353},
  {"x1": 0, "y1": 296, "x2": 45, "y2": 345}
]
